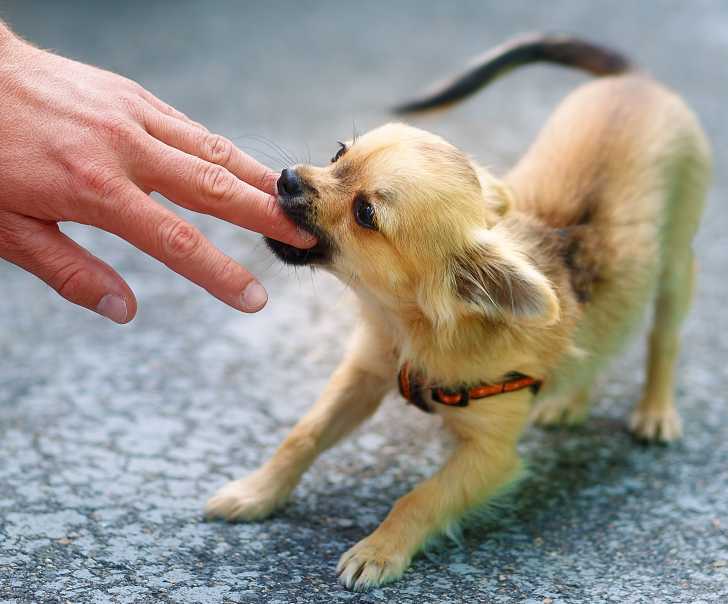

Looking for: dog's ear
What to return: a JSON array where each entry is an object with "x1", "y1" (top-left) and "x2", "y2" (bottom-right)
[{"x1": 452, "y1": 228, "x2": 560, "y2": 325}]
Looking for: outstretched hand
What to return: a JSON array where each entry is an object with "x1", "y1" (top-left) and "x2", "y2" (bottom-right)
[{"x1": 0, "y1": 26, "x2": 314, "y2": 323}]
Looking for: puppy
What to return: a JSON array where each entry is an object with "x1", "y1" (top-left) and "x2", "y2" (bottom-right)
[{"x1": 206, "y1": 34, "x2": 711, "y2": 590}]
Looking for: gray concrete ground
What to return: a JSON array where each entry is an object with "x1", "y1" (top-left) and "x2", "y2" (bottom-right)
[{"x1": 1, "y1": 1, "x2": 727, "y2": 602}]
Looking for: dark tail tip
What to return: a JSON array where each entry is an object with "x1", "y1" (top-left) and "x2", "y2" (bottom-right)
[
  {"x1": 392, "y1": 33, "x2": 633, "y2": 115},
  {"x1": 393, "y1": 97, "x2": 457, "y2": 116}
]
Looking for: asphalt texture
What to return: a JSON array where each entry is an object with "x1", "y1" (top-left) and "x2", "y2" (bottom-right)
[{"x1": 1, "y1": 2, "x2": 727, "y2": 603}]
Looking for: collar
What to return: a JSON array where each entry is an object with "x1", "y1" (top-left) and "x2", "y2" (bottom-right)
[{"x1": 397, "y1": 361, "x2": 542, "y2": 413}]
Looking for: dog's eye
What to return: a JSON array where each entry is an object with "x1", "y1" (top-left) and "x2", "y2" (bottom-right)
[
  {"x1": 353, "y1": 194, "x2": 377, "y2": 230},
  {"x1": 331, "y1": 141, "x2": 347, "y2": 163}
]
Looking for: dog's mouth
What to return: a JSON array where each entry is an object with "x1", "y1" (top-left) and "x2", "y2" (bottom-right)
[{"x1": 264, "y1": 193, "x2": 334, "y2": 266}]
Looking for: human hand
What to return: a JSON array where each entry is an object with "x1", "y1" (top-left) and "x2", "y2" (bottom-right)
[{"x1": 0, "y1": 26, "x2": 314, "y2": 323}]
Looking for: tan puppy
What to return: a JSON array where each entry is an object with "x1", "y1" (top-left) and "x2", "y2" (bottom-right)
[{"x1": 206, "y1": 34, "x2": 711, "y2": 590}]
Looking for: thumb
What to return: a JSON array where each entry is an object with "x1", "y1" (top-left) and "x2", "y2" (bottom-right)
[{"x1": 0, "y1": 213, "x2": 137, "y2": 323}]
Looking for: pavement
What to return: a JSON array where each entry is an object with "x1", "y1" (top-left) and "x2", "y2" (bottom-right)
[{"x1": 1, "y1": 1, "x2": 727, "y2": 602}]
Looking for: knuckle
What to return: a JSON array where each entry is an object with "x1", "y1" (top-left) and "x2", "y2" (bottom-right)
[
  {"x1": 95, "y1": 173, "x2": 128, "y2": 200},
  {"x1": 258, "y1": 169, "x2": 279, "y2": 194},
  {"x1": 119, "y1": 95, "x2": 145, "y2": 120},
  {"x1": 159, "y1": 101, "x2": 180, "y2": 117},
  {"x1": 126, "y1": 80, "x2": 149, "y2": 98},
  {"x1": 54, "y1": 264, "x2": 90, "y2": 302},
  {"x1": 159, "y1": 219, "x2": 201, "y2": 260},
  {"x1": 204, "y1": 134, "x2": 234, "y2": 166},
  {"x1": 261, "y1": 193, "x2": 282, "y2": 222},
  {"x1": 213, "y1": 255, "x2": 241, "y2": 284},
  {"x1": 99, "y1": 114, "x2": 139, "y2": 149},
  {"x1": 72, "y1": 161, "x2": 127, "y2": 200},
  {"x1": 199, "y1": 163, "x2": 235, "y2": 204}
]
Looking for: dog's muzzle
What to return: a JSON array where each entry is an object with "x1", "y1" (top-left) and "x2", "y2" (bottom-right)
[{"x1": 264, "y1": 168, "x2": 334, "y2": 266}]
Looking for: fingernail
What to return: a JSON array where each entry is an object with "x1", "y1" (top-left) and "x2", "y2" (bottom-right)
[
  {"x1": 96, "y1": 294, "x2": 128, "y2": 324},
  {"x1": 240, "y1": 281, "x2": 268, "y2": 311},
  {"x1": 297, "y1": 227, "x2": 317, "y2": 246}
]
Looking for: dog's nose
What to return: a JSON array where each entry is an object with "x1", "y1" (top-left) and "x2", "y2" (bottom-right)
[{"x1": 277, "y1": 168, "x2": 303, "y2": 197}]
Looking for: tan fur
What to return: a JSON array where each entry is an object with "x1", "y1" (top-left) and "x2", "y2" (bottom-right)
[{"x1": 206, "y1": 73, "x2": 711, "y2": 591}]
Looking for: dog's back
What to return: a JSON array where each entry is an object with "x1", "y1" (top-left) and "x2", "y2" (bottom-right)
[{"x1": 507, "y1": 73, "x2": 710, "y2": 250}]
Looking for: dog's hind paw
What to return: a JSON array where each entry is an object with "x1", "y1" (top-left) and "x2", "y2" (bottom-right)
[
  {"x1": 629, "y1": 404, "x2": 682, "y2": 443},
  {"x1": 337, "y1": 535, "x2": 410, "y2": 592},
  {"x1": 205, "y1": 471, "x2": 291, "y2": 522}
]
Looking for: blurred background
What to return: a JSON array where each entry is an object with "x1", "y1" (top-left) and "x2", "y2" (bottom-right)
[{"x1": 1, "y1": 2, "x2": 726, "y2": 602}]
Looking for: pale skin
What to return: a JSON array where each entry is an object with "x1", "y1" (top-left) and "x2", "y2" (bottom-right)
[{"x1": 0, "y1": 22, "x2": 316, "y2": 323}]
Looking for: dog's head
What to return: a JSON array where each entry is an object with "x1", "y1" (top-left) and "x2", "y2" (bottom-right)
[{"x1": 266, "y1": 123, "x2": 559, "y2": 328}]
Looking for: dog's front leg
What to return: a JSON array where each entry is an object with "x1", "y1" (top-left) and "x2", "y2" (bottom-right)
[
  {"x1": 205, "y1": 325, "x2": 394, "y2": 522},
  {"x1": 337, "y1": 394, "x2": 530, "y2": 591}
]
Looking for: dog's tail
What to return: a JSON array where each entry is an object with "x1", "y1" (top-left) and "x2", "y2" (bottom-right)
[{"x1": 393, "y1": 33, "x2": 634, "y2": 115}]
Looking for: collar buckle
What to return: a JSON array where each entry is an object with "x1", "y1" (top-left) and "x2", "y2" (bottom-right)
[{"x1": 431, "y1": 387, "x2": 469, "y2": 407}]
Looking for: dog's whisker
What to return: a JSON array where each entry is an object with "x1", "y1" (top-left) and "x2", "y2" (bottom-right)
[
  {"x1": 251, "y1": 135, "x2": 300, "y2": 167},
  {"x1": 231, "y1": 134, "x2": 300, "y2": 167}
]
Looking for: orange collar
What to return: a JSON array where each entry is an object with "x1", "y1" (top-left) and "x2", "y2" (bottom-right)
[{"x1": 398, "y1": 361, "x2": 542, "y2": 413}]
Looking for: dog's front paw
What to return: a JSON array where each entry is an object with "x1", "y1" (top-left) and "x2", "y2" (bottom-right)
[
  {"x1": 337, "y1": 534, "x2": 411, "y2": 592},
  {"x1": 629, "y1": 404, "x2": 682, "y2": 443},
  {"x1": 205, "y1": 470, "x2": 291, "y2": 522}
]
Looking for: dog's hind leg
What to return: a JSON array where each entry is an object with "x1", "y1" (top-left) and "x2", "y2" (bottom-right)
[
  {"x1": 629, "y1": 252, "x2": 695, "y2": 442},
  {"x1": 205, "y1": 324, "x2": 395, "y2": 522},
  {"x1": 630, "y1": 142, "x2": 709, "y2": 442}
]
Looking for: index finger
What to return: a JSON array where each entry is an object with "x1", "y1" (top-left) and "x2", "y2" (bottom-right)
[
  {"x1": 146, "y1": 108, "x2": 280, "y2": 196},
  {"x1": 141, "y1": 109, "x2": 282, "y2": 201}
]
